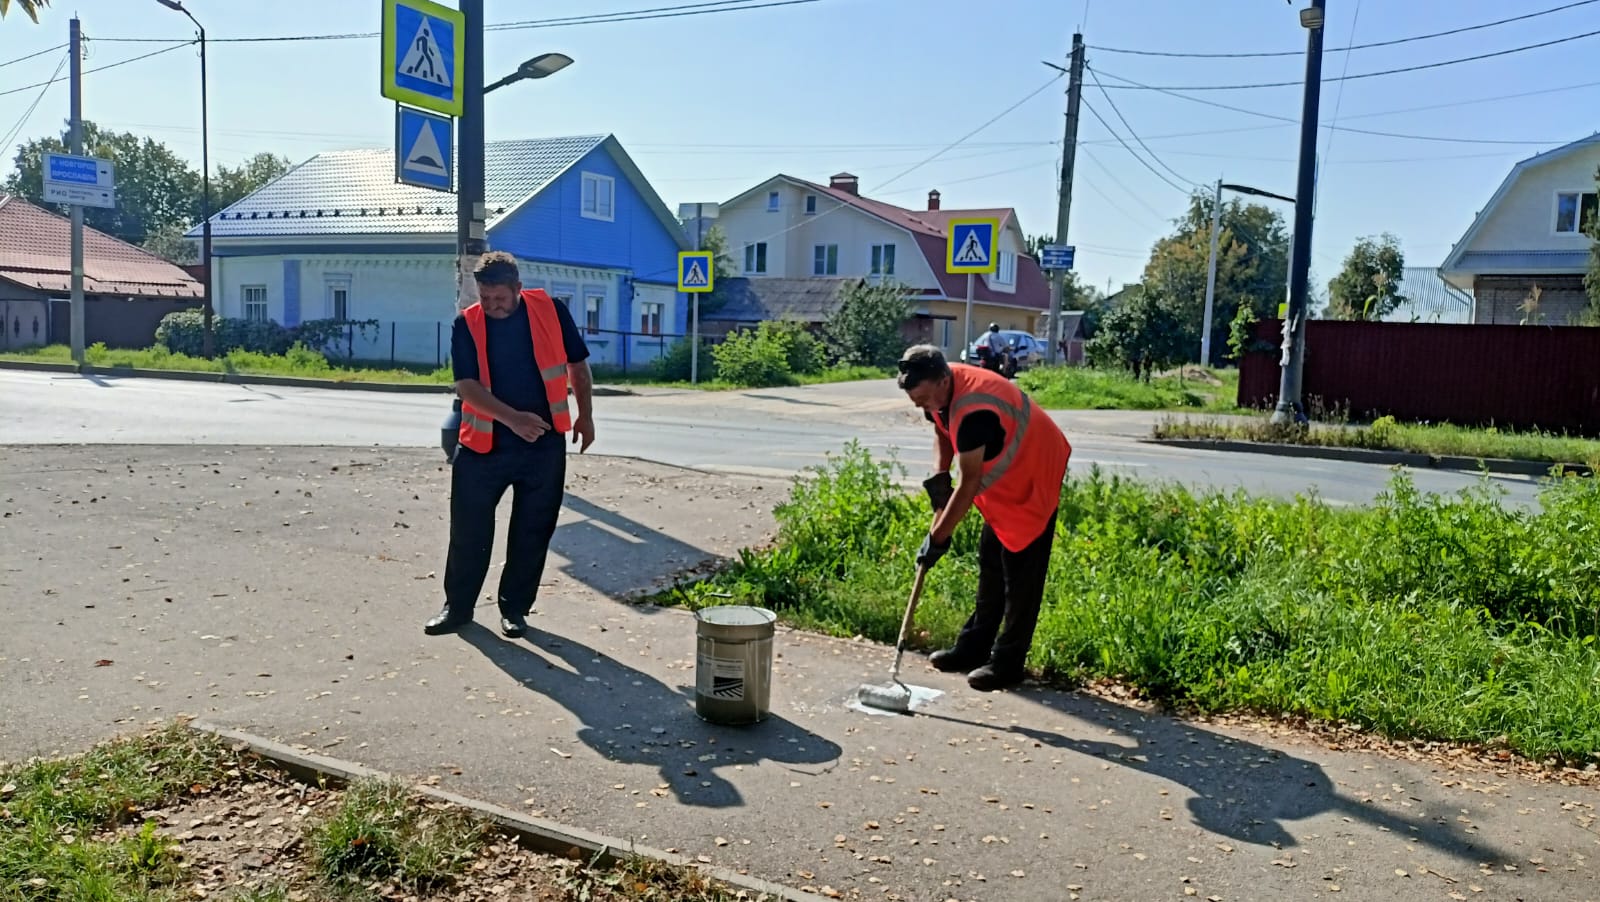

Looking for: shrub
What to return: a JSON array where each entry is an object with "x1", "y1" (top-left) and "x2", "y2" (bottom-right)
[
  {"x1": 712, "y1": 324, "x2": 794, "y2": 387},
  {"x1": 156, "y1": 309, "x2": 292, "y2": 356},
  {"x1": 825, "y1": 281, "x2": 911, "y2": 368},
  {"x1": 653, "y1": 337, "x2": 717, "y2": 382}
]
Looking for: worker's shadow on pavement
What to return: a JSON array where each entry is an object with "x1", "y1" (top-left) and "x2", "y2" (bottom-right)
[
  {"x1": 931, "y1": 690, "x2": 1512, "y2": 865},
  {"x1": 459, "y1": 624, "x2": 842, "y2": 809},
  {"x1": 549, "y1": 493, "x2": 728, "y2": 606}
]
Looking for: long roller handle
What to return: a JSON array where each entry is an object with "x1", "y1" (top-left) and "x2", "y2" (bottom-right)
[{"x1": 889, "y1": 564, "x2": 930, "y2": 681}]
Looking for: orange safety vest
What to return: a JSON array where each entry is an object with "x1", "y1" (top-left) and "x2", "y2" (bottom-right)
[
  {"x1": 457, "y1": 288, "x2": 571, "y2": 454},
  {"x1": 933, "y1": 365, "x2": 1071, "y2": 552}
]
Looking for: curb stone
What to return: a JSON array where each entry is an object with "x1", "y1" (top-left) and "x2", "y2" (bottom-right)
[
  {"x1": 1143, "y1": 437, "x2": 1590, "y2": 478},
  {"x1": 0, "y1": 359, "x2": 635, "y2": 397},
  {"x1": 187, "y1": 720, "x2": 815, "y2": 902}
]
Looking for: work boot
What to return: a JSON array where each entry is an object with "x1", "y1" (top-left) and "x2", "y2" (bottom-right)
[
  {"x1": 423, "y1": 605, "x2": 470, "y2": 636},
  {"x1": 929, "y1": 647, "x2": 985, "y2": 674},
  {"x1": 966, "y1": 663, "x2": 1026, "y2": 692},
  {"x1": 499, "y1": 612, "x2": 530, "y2": 639}
]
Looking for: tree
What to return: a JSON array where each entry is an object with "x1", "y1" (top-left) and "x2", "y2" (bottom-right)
[
  {"x1": 1084, "y1": 285, "x2": 1186, "y2": 381},
  {"x1": 1140, "y1": 192, "x2": 1290, "y2": 364},
  {"x1": 1327, "y1": 233, "x2": 1406, "y2": 321},
  {"x1": 142, "y1": 222, "x2": 198, "y2": 265},
  {"x1": 4, "y1": 121, "x2": 201, "y2": 246},
  {"x1": 696, "y1": 223, "x2": 739, "y2": 313},
  {"x1": 212, "y1": 152, "x2": 292, "y2": 210},
  {"x1": 0, "y1": 0, "x2": 50, "y2": 22},
  {"x1": 825, "y1": 280, "x2": 911, "y2": 368}
]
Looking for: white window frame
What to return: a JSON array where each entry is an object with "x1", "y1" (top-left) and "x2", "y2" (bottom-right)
[
  {"x1": 804, "y1": 194, "x2": 817, "y2": 215},
  {"x1": 1554, "y1": 190, "x2": 1598, "y2": 235},
  {"x1": 241, "y1": 285, "x2": 268, "y2": 323},
  {"x1": 870, "y1": 243, "x2": 896, "y2": 276},
  {"x1": 940, "y1": 319, "x2": 952, "y2": 348},
  {"x1": 324, "y1": 274, "x2": 352, "y2": 321},
  {"x1": 581, "y1": 172, "x2": 615, "y2": 222},
  {"x1": 584, "y1": 292, "x2": 604, "y2": 335},
  {"x1": 743, "y1": 241, "x2": 768, "y2": 274},
  {"x1": 767, "y1": 191, "x2": 781, "y2": 212},
  {"x1": 640, "y1": 301, "x2": 663, "y2": 336},
  {"x1": 995, "y1": 250, "x2": 1016, "y2": 285},
  {"x1": 812, "y1": 244, "x2": 839, "y2": 276}
]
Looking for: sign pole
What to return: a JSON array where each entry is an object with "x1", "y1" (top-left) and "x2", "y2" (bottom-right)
[
  {"x1": 68, "y1": 17, "x2": 85, "y2": 365},
  {"x1": 963, "y1": 272, "x2": 973, "y2": 355},
  {"x1": 692, "y1": 204, "x2": 702, "y2": 385}
]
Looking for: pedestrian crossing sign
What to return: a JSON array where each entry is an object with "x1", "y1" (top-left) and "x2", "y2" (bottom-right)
[
  {"x1": 381, "y1": 0, "x2": 465, "y2": 117},
  {"x1": 678, "y1": 251, "x2": 714, "y2": 293},
  {"x1": 946, "y1": 218, "x2": 999, "y2": 274}
]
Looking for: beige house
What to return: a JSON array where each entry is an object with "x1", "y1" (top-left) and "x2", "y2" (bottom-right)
[
  {"x1": 1440, "y1": 133, "x2": 1599, "y2": 325},
  {"x1": 697, "y1": 173, "x2": 1050, "y2": 357}
]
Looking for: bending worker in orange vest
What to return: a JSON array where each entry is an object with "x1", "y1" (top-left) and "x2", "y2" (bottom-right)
[
  {"x1": 425, "y1": 251, "x2": 596, "y2": 638},
  {"x1": 896, "y1": 344, "x2": 1071, "y2": 691}
]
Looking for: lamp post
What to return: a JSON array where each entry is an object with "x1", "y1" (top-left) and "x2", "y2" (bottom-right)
[
  {"x1": 154, "y1": 0, "x2": 212, "y2": 357},
  {"x1": 1272, "y1": 0, "x2": 1327, "y2": 425},
  {"x1": 1200, "y1": 179, "x2": 1295, "y2": 368}
]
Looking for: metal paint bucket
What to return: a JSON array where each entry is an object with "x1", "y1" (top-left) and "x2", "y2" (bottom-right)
[{"x1": 693, "y1": 605, "x2": 776, "y2": 725}]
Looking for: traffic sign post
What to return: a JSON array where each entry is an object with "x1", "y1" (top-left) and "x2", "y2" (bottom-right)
[
  {"x1": 42, "y1": 151, "x2": 115, "y2": 209},
  {"x1": 1040, "y1": 244, "x2": 1075, "y2": 271},
  {"x1": 678, "y1": 251, "x2": 713, "y2": 384},
  {"x1": 945, "y1": 217, "x2": 999, "y2": 357},
  {"x1": 394, "y1": 105, "x2": 454, "y2": 192},
  {"x1": 382, "y1": 0, "x2": 465, "y2": 117}
]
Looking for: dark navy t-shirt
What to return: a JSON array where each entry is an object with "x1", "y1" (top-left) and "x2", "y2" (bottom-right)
[{"x1": 452, "y1": 296, "x2": 591, "y2": 449}]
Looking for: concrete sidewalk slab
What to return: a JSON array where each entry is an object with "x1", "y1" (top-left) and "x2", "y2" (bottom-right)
[{"x1": 2, "y1": 445, "x2": 1595, "y2": 901}]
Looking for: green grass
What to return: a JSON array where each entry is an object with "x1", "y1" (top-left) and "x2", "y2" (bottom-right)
[
  {"x1": 1155, "y1": 414, "x2": 1600, "y2": 469},
  {"x1": 660, "y1": 442, "x2": 1600, "y2": 763},
  {"x1": 1017, "y1": 365, "x2": 1243, "y2": 412},
  {"x1": 0, "y1": 343, "x2": 453, "y2": 385},
  {"x1": 591, "y1": 364, "x2": 891, "y2": 390},
  {"x1": 309, "y1": 778, "x2": 486, "y2": 890}
]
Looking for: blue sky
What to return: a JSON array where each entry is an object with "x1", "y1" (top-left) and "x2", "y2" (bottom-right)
[{"x1": 3, "y1": 0, "x2": 1597, "y2": 295}]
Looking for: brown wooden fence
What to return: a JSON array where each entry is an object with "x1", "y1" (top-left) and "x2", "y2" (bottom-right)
[{"x1": 1238, "y1": 320, "x2": 1600, "y2": 435}]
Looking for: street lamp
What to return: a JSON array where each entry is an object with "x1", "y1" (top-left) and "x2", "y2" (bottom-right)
[
  {"x1": 154, "y1": 0, "x2": 213, "y2": 358},
  {"x1": 1200, "y1": 179, "x2": 1295, "y2": 368},
  {"x1": 485, "y1": 52, "x2": 573, "y2": 94}
]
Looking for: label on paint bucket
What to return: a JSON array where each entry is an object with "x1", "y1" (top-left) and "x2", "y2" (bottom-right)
[{"x1": 697, "y1": 653, "x2": 745, "y2": 700}]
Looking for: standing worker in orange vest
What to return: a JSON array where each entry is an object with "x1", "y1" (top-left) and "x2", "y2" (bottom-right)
[
  {"x1": 896, "y1": 344, "x2": 1071, "y2": 691},
  {"x1": 425, "y1": 251, "x2": 596, "y2": 638}
]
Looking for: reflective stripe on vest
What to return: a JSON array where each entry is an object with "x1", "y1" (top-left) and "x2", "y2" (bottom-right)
[
  {"x1": 938, "y1": 365, "x2": 1071, "y2": 552},
  {"x1": 457, "y1": 288, "x2": 572, "y2": 454}
]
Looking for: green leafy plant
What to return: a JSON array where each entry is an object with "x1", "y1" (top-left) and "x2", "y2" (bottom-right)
[{"x1": 824, "y1": 280, "x2": 911, "y2": 368}]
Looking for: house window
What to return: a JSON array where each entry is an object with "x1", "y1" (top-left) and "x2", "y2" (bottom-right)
[
  {"x1": 940, "y1": 320, "x2": 952, "y2": 348},
  {"x1": 767, "y1": 191, "x2": 780, "y2": 212},
  {"x1": 640, "y1": 302, "x2": 663, "y2": 336},
  {"x1": 325, "y1": 276, "x2": 351, "y2": 321},
  {"x1": 870, "y1": 243, "x2": 896, "y2": 276},
  {"x1": 812, "y1": 244, "x2": 839, "y2": 276},
  {"x1": 1556, "y1": 191, "x2": 1598, "y2": 234},
  {"x1": 581, "y1": 173, "x2": 615, "y2": 221},
  {"x1": 584, "y1": 294, "x2": 603, "y2": 335},
  {"x1": 743, "y1": 242, "x2": 768, "y2": 274},
  {"x1": 242, "y1": 285, "x2": 268, "y2": 323},
  {"x1": 995, "y1": 251, "x2": 1016, "y2": 285},
  {"x1": 805, "y1": 195, "x2": 817, "y2": 215}
]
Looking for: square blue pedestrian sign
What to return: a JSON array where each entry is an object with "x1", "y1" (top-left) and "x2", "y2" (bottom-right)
[
  {"x1": 381, "y1": 0, "x2": 465, "y2": 116},
  {"x1": 395, "y1": 105, "x2": 453, "y2": 192},
  {"x1": 946, "y1": 217, "x2": 999, "y2": 274},
  {"x1": 678, "y1": 251, "x2": 714, "y2": 293}
]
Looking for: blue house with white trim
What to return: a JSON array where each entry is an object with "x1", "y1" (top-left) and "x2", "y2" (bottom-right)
[{"x1": 187, "y1": 134, "x2": 691, "y2": 368}]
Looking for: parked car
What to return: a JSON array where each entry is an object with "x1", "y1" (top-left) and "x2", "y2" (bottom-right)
[{"x1": 961, "y1": 330, "x2": 1048, "y2": 374}]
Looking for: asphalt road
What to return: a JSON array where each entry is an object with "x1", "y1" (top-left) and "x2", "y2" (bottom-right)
[{"x1": 0, "y1": 370, "x2": 1544, "y2": 506}]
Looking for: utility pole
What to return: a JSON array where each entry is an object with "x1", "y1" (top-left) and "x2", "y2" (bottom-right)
[
  {"x1": 68, "y1": 17, "x2": 85, "y2": 365},
  {"x1": 455, "y1": 0, "x2": 486, "y2": 312},
  {"x1": 1045, "y1": 33, "x2": 1085, "y2": 365},
  {"x1": 1272, "y1": 0, "x2": 1326, "y2": 425},
  {"x1": 691, "y1": 205, "x2": 704, "y2": 384},
  {"x1": 1200, "y1": 178, "x2": 1222, "y2": 368}
]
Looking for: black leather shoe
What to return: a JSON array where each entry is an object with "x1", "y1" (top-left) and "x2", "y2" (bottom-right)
[
  {"x1": 966, "y1": 664, "x2": 1026, "y2": 692},
  {"x1": 929, "y1": 647, "x2": 985, "y2": 673},
  {"x1": 423, "y1": 606, "x2": 470, "y2": 636},
  {"x1": 499, "y1": 614, "x2": 529, "y2": 638}
]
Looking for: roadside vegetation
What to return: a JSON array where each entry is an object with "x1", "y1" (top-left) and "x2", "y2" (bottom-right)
[
  {"x1": 1156, "y1": 414, "x2": 1600, "y2": 469},
  {"x1": 0, "y1": 724, "x2": 755, "y2": 901},
  {"x1": 662, "y1": 442, "x2": 1600, "y2": 763},
  {"x1": 0, "y1": 342, "x2": 452, "y2": 385},
  {"x1": 1018, "y1": 365, "x2": 1242, "y2": 412}
]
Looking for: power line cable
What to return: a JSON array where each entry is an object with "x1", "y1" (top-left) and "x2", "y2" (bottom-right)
[
  {"x1": 1080, "y1": 97, "x2": 1194, "y2": 196},
  {"x1": 1087, "y1": 0, "x2": 1600, "y2": 58},
  {"x1": 0, "y1": 49, "x2": 69, "y2": 159},
  {"x1": 1086, "y1": 65, "x2": 1199, "y2": 189},
  {"x1": 0, "y1": 43, "x2": 67, "y2": 69},
  {"x1": 1096, "y1": 28, "x2": 1600, "y2": 91},
  {"x1": 1316, "y1": 0, "x2": 1363, "y2": 213},
  {"x1": 1089, "y1": 67, "x2": 1581, "y2": 145},
  {"x1": 1078, "y1": 148, "x2": 1165, "y2": 224},
  {"x1": 0, "y1": 41, "x2": 194, "y2": 99}
]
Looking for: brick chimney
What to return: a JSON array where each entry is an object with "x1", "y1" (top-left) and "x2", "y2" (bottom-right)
[
  {"x1": 829, "y1": 172, "x2": 859, "y2": 195},
  {"x1": 927, "y1": 189, "x2": 941, "y2": 211}
]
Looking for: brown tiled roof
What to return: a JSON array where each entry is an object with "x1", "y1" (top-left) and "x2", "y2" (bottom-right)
[
  {"x1": 785, "y1": 179, "x2": 1048, "y2": 311},
  {"x1": 0, "y1": 195, "x2": 203, "y2": 299}
]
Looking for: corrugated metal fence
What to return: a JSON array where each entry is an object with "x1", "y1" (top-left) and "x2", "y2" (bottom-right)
[{"x1": 1239, "y1": 320, "x2": 1600, "y2": 435}]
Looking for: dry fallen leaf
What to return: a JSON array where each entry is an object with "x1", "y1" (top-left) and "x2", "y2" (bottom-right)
[
  {"x1": 1011, "y1": 870, "x2": 1026, "y2": 878},
  {"x1": 93, "y1": 659, "x2": 113, "y2": 667}
]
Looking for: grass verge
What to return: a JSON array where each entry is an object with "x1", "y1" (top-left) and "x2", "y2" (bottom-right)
[
  {"x1": 659, "y1": 441, "x2": 1600, "y2": 764},
  {"x1": 0, "y1": 343, "x2": 453, "y2": 385},
  {"x1": 1, "y1": 724, "x2": 758, "y2": 901},
  {"x1": 1017, "y1": 365, "x2": 1242, "y2": 412},
  {"x1": 590, "y1": 364, "x2": 891, "y2": 390},
  {"x1": 1155, "y1": 414, "x2": 1600, "y2": 469}
]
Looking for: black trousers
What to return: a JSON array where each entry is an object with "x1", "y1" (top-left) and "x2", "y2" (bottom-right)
[
  {"x1": 442, "y1": 436, "x2": 566, "y2": 618},
  {"x1": 951, "y1": 509, "x2": 1059, "y2": 674}
]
